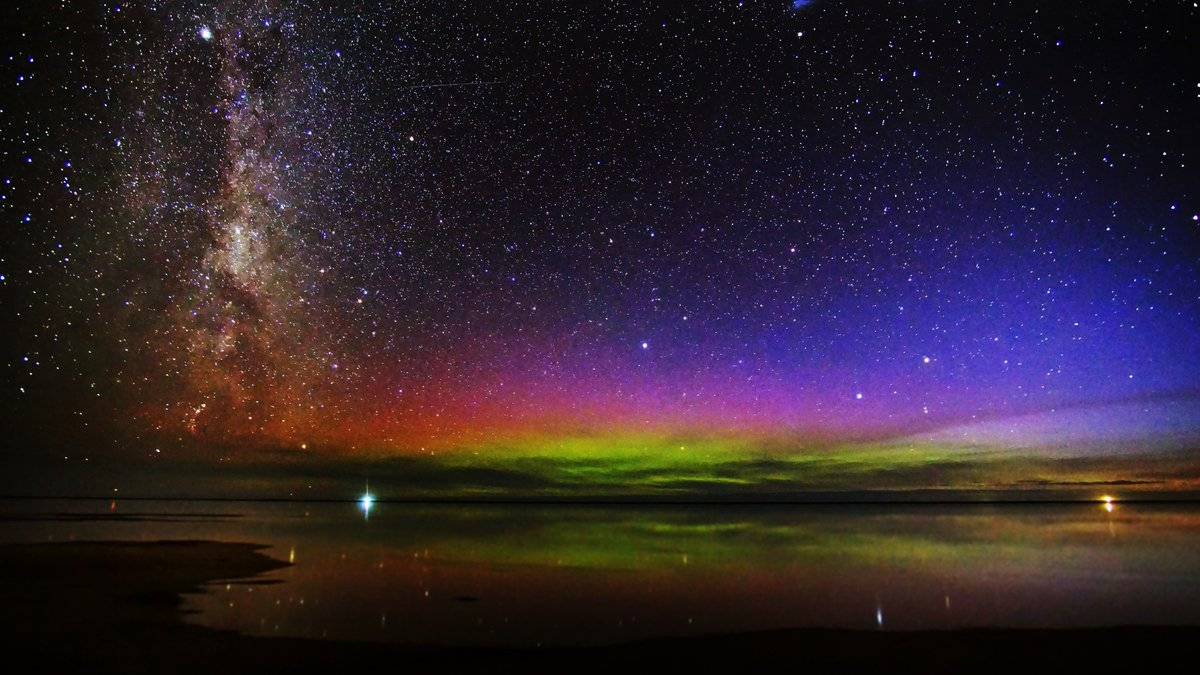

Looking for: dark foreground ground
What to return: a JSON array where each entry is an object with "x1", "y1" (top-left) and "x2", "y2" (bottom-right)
[{"x1": 0, "y1": 540, "x2": 1197, "y2": 674}]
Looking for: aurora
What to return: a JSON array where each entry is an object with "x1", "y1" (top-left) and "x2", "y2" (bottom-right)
[
  {"x1": 0, "y1": 1, "x2": 1197, "y2": 501},
  {"x1": 2, "y1": 2, "x2": 1198, "y2": 671}
]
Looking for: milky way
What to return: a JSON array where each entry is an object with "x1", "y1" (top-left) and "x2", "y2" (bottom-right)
[
  {"x1": 1, "y1": 1, "x2": 1198, "y2": 496},
  {"x1": 169, "y1": 2, "x2": 331, "y2": 444}
]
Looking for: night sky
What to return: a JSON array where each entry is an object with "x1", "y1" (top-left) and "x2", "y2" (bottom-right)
[{"x1": 1, "y1": 1, "x2": 1198, "y2": 498}]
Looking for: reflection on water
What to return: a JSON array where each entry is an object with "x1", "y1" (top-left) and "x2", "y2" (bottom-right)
[{"x1": 2, "y1": 499, "x2": 1199, "y2": 646}]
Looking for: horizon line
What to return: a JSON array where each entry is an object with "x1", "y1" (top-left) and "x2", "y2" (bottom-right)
[{"x1": 2, "y1": 494, "x2": 1199, "y2": 506}]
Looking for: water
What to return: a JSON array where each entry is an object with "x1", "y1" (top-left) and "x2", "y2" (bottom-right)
[{"x1": 2, "y1": 499, "x2": 1199, "y2": 646}]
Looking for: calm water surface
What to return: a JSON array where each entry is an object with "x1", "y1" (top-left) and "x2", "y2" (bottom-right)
[{"x1": 2, "y1": 499, "x2": 1199, "y2": 646}]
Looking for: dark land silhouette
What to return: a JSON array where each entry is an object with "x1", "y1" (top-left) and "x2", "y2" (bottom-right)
[{"x1": 1, "y1": 540, "x2": 1197, "y2": 674}]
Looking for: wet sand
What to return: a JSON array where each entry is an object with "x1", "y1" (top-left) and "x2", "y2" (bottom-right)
[{"x1": 0, "y1": 540, "x2": 1196, "y2": 674}]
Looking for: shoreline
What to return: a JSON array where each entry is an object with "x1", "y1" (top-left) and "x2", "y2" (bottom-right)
[{"x1": 1, "y1": 540, "x2": 1197, "y2": 673}]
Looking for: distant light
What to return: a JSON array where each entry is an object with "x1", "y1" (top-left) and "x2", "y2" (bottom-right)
[
  {"x1": 922, "y1": 356, "x2": 931, "y2": 364},
  {"x1": 1101, "y1": 495, "x2": 1115, "y2": 512},
  {"x1": 199, "y1": 26, "x2": 213, "y2": 41},
  {"x1": 855, "y1": 392, "x2": 863, "y2": 400},
  {"x1": 359, "y1": 492, "x2": 375, "y2": 517},
  {"x1": 641, "y1": 341, "x2": 649, "y2": 350}
]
